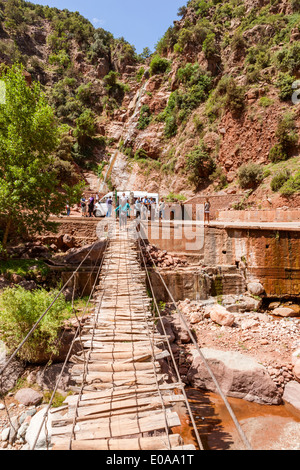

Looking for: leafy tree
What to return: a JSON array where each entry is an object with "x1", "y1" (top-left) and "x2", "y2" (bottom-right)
[
  {"x1": 186, "y1": 144, "x2": 216, "y2": 187},
  {"x1": 0, "y1": 65, "x2": 83, "y2": 249}
]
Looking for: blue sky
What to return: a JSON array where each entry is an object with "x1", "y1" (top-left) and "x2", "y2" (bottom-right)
[{"x1": 30, "y1": 0, "x2": 186, "y2": 53}]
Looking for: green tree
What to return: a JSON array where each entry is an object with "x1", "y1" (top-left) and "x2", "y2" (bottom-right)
[{"x1": 0, "y1": 65, "x2": 83, "y2": 249}]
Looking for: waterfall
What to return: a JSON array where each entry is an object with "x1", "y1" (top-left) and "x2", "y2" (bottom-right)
[{"x1": 123, "y1": 81, "x2": 147, "y2": 147}]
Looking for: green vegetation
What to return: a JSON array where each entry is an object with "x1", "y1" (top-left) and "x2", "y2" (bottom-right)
[
  {"x1": 0, "y1": 286, "x2": 73, "y2": 362},
  {"x1": 186, "y1": 143, "x2": 216, "y2": 187},
  {"x1": 206, "y1": 75, "x2": 245, "y2": 121},
  {"x1": 269, "y1": 112, "x2": 298, "y2": 162},
  {"x1": 137, "y1": 105, "x2": 152, "y2": 130},
  {"x1": 165, "y1": 192, "x2": 187, "y2": 203},
  {"x1": 0, "y1": 259, "x2": 49, "y2": 279},
  {"x1": 238, "y1": 163, "x2": 264, "y2": 189},
  {"x1": 158, "y1": 63, "x2": 212, "y2": 137},
  {"x1": 0, "y1": 65, "x2": 84, "y2": 249},
  {"x1": 149, "y1": 55, "x2": 170, "y2": 75},
  {"x1": 270, "y1": 169, "x2": 291, "y2": 192}
]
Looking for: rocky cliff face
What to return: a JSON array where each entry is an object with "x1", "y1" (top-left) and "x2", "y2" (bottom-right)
[{"x1": 0, "y1": 0, "x2": 299, "y2": 205}]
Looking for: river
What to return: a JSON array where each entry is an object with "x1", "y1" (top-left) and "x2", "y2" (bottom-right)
[{"x1": 174, "y1": 388, "x2": 300, "y2": 450}]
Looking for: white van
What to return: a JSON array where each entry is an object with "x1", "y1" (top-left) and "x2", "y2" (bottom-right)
[{"x1": 94, "y1": 191, "x2": 159, "y2": 217}]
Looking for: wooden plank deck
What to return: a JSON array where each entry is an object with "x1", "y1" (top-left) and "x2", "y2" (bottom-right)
[{"x1": 51, "y1": 227, "x2": 195, "y2": 451}]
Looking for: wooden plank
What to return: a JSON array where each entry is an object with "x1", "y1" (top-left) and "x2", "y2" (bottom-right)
[
  {"x1": 64, "y1": 383, "x2": 182, "y2": 405},
  {"x1": 51, "y1": 411, "x2": 181, "y2": 440},
  {"x1": 71, "y1": 362, "x2": 159, "y2": 373},
  {"x1": 53, "y1": 434, "x2": 182, "y2": 451}
]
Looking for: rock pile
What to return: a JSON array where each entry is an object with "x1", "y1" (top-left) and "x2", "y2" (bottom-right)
[
  {"x1": 142, "y1": 244, "x2": 188, "y2": 268},
  {"x1": 176, "y1": 295, "x2": 300, "y2": 404}
]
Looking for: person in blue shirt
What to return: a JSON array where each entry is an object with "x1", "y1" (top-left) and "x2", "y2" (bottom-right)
[{"x1": 115, "y1": 201, "x2": 131, "y2": 230}]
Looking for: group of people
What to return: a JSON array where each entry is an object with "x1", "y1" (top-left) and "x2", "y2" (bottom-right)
[
  {"x1": 79, "y1": 193, "x2": 106, "y2": 218},
  {"x1": 73, "y1": 192, "x2": 211, "y2": 225}
]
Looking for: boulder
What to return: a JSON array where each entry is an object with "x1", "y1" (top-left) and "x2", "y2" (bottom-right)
[
  {"x1": 283, "y1": 381, "x2": 300, "y2": 411},
  {"x1": 247, "y1": 282, "x2": 265, "y2": 296},
  {"x1": 187, "y1": 348, "x2": 282, "y2": 405},
  {"x1": 0, "y1": 359, "x2": 25, "y2": 394},
  {"x1": 36, "y1": 363, "x2": 73, "y2": 392},
  {"x1": 206, "y1": 304, "x2": 235, "y2": 327},
  {"x1": 293, "y1": 359, "x2": 300, "y2": 382},
  {"x1": 62, "y1": 234, "x2": 75, "y2": 249},
  {"x1": 25, "y1": 407, "x2": 53, "y2": 450},
  {"x1": 15, "y1": 388, "x2": 43, "y2": 407},
  {"x1": 156, "y1": 317, "x2": 175, "y2": 344},
  {"x1": 272, "y1": 307, "x2": 299, "y2": 318},
  {"x1": 169, "y1": 313, "x2": 192, "y2": 344}
]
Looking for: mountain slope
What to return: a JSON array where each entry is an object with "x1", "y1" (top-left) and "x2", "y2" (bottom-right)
[{"x1": 0, "y1": 0, "x2": 299, "y2": 207}]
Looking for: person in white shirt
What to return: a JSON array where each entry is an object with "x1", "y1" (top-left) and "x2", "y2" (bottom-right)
[
  {"x1": 159, "y1": 198, "x2": 165, "y2": 220},
  {"x1": 135, "y1": 198, "x2": 142, "y2": 218},
  {"x1": 120, "y1": 193, "x2": 128, "y2": 207}
]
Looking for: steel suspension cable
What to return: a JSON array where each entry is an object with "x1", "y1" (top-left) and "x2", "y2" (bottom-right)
[
  {"x1": 0, "y1": 239, "x2": 104, "y2": 379},
  {"x1": 137, "y1": 233, "x2": 204, "y2": 450},
  {"x1": 31, "y1": 238, "x2": 109, "y2": 450},
  {"x1": 138, "y1": 228, "x2": 253, "y2": 451}
]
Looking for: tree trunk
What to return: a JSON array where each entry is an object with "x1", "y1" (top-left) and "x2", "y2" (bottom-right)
[{"x1": 2, "y1": 217, "x2": 12, "y2": 250}]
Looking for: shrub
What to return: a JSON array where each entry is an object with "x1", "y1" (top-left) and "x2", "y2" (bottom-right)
[
  {"x1": 269, "y1": 143, "x2": 288, "y2": 163},
  {"x1": 276, "y1": 43, "x2": 300, "y2": 74},
  {"x1": 259, "y1": 97, "x2": 274, "y2": 107},
  {"x1": 74, "y1": 108, "x2": 97, "y2": 143},
  {"x1": 164, "y1": 115, "x2": 178, "y2": 138},
  {"x1": 238, "y1": 163, "x2": 264, "y2": 189},
  {"x1": 269, "y1": 112, "x2": 298, "y2": 162},
  {"x1": 136, "y1": 66, "x2": 145, "y2": 82},
  {"x1": 279, "y1": 170, "x2": 300, "y2": 196},
  {"x1": 186, "y1": 144, "x2": 216, "y2": 187},
  {"x1": 137, "y1": 105, "x2": 152, "y2": 130},
  {"x1": 270, "y1": 169, "x2": 291, "y2": 192},
  {"x1": 149, "y1": 55, "x2": 170, "y2": 75},
  {"x1": 205, "y1": 75, "x2": 245, "y2": 120},
  {"x1": 0, "y1": 287, "x2": 73, "y2": 362},
  {"x1": 276, "y1": 72, "x2": 296, "y2": 101}
]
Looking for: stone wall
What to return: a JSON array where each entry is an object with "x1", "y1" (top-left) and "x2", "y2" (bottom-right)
[
  {"x1": 217, "y1": 210, "x2": 300, "y2": 223},
  {"x1": 147, "y1": 223, "x2": 300, "y2": 298},
  {"x1": 184, "y1": 194, "x2": 243, "y2": 220}
]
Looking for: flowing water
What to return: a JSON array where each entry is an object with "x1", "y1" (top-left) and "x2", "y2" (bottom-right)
[{"x1": 174, "y1": 388, "x2": 300, "y2": 450}]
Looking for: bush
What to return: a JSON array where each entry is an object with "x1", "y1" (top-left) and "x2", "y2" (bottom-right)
[
  {"x1": 270, "y1": 169, "x2": 291, "y2": 192},
  {"x1": 149, "y1": 55, "x2": 170, "y2": 75},
  {"x1": 238, "y1": 163, "x2": 264, "y2": 189},
  {"x1": 276, "y1": 43, "x2": 300, "y2": 74},
  {"x1": 259, "y1": 97, "x2": 274, "y2": 107},
  {"x1": 279, "y1": 170, "x2": 300, "y2": 196},
  {"x1": 0, "y1": 287, "x2": 73, "y2": 362},
  {"x1": 137, "y1": 105, "x2": 152, "y2": 130},
  {"x1": 269, "y1": 143, "x2": 288, "y2": 163},
  {"x1": 276, "y1": 72, "x2": 296, "y2": 101},
  {"x1": 164, "y1": 115, "x2": 177, "y2": 138},
  {"x1": 186, "y1": 144, "x2": 216, "y2": 187},
  {"x1": 205, "y1": 75, "x2": 245, "y2": 120},
  {"x1": 74, "y1": 108, "x2": 97, "y2": 143},
  {"x1": 269, "y1": 112, "x2": 298, "y2": 162}
]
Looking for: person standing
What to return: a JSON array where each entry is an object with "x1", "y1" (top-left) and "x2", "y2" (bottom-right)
[
  {"x1": 106, "y1": 196, "x2": 113, "y2": 218},
  {"x1": 135, "y1": 198, "x2": 142, "y2": 219},
  {"x1": 81, "y1": 197, "x2": 87, "y2": 217},
  {"x1": 204, "y1": 198, "x2": 211, "y2": 224},
  {"x1": 88, "y1": 196, "x2": 94, "y2": 217},
  {"x1": 141, "y1": 202, "x2": 148, "y2": 221},
  {"x1": 115, "y1": 201, "x2": 131, "y2": 230},
  {"x1": 159, "y1": 198, "x2": 165, "y2": 220},
  {"x1": 66, "y1": 202, "x2": 70, "y2": 217}
]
